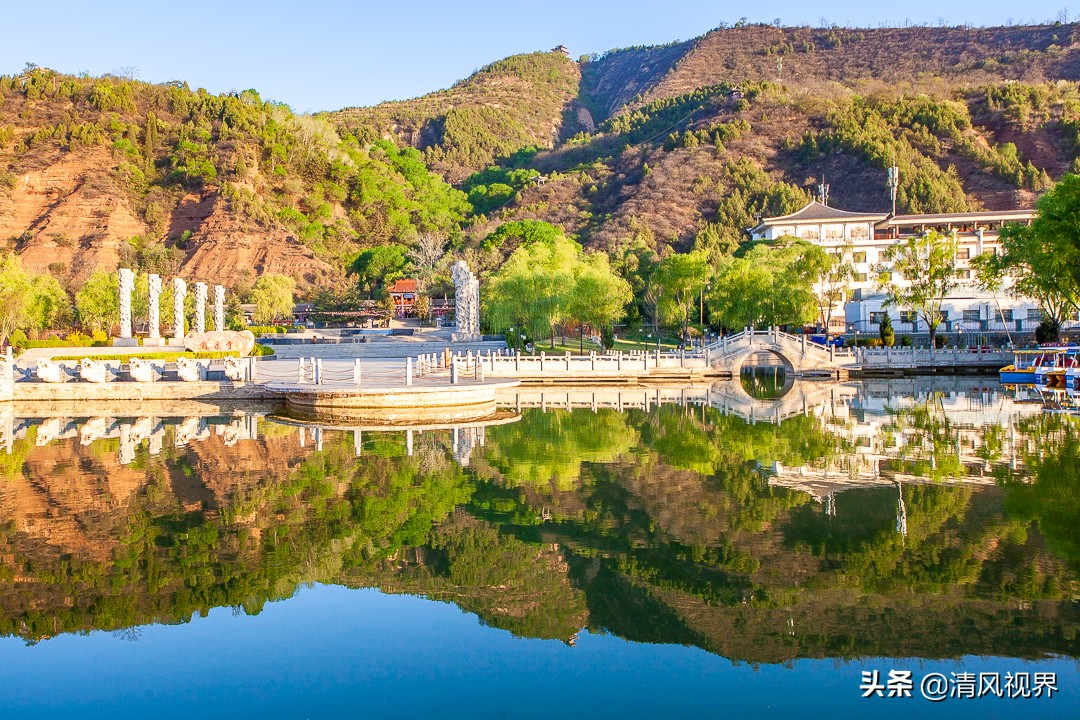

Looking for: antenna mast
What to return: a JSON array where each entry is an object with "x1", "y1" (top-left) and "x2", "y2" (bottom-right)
[
  {"x1": 818, "y1": 176, "x2": 830, "y2": 206},
  {"x1": 887, "y1": 163, "x2": 899, "y2": 216}
]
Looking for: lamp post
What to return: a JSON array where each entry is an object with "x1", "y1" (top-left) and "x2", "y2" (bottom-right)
[{"x1": 699, "y1": 282, "x2": 712, "y2": 350}]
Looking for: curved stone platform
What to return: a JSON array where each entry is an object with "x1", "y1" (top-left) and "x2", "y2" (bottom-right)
[{"x1": 267, "y1": 378, "x2": 521, "y2": 425}]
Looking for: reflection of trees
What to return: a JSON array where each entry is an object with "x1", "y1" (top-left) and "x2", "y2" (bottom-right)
[
  {"x1": 1, "y1": 404, "x2": 1077, "y2": 662},
  {"x1": 783, "y1": 484, "x2": 981, "y2": 593},
  {"x1": 1003, "y1": 413, "x2": 1080, "y2": 577},
  {"x1": 0, "y1": 428, "x2": 473, "y2": 642},
  {"x1": 482, "y1": 409, "x2": 637, "y2": 491},
  {"x1": 880, "y1": 394, "x2": 967, "y2": 480}
]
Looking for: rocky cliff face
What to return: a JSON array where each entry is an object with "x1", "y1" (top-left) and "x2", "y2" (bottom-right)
[{"x1": 0, "y1": 148, "x2": 142, "y2": 282}]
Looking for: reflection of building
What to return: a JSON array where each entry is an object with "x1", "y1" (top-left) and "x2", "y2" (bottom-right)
[
  {"x1": 749, "y1": 202, "x2": 1048, "y2": 337},
  {"x1": 387, "y1": 279, "x2": 419, "y2": 317},
  {"x1": 766, "y1": 381, "x2": 1038, "y2": 502}
]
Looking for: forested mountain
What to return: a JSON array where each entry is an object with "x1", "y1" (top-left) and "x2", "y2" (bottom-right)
[{"x1": 2, "y1": 21, "x2": 1080, "y2": 292}]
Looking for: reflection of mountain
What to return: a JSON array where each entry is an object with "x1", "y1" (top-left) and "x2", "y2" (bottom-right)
[{"x1": 0, "y1": 382, "x2": 1076, "y2": 662}]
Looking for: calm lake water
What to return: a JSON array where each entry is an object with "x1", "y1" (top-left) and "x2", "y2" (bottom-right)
[{"x1": 0, "y1": 378, "x2": 1076, "y2": 718}]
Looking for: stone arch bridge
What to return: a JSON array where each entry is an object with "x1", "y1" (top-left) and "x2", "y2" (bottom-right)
[{"x1": 702, "y1": 327, "x2": 856, "y2": 377}]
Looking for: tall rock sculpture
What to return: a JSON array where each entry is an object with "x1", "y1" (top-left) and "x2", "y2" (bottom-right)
[
  {"x1": 148, "y1": 274, "x2": 161, "y2": 340},
  {"x1": 194, "y1": 282, "x2": 207, "y2": 334},
  {"x1": 118, "y1": 268, "x2": 135, "y2": 339},
  {"x1": 214, "y1": 285, "x2": 225, "y2": 331},
  {"x1": 173, "y1": 278, "x2": 187, "y2": 341},
  {"x1": 451, "y1": 261, "x2": 480, "y2": 341}
]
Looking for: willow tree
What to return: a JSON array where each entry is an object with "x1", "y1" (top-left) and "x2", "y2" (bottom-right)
[
  {"x1": 654, "y1": 250, "x2": 710, "y2": 343},
  {"x1": 484, "y1": 230, "x2": 629, "y2": 352},
  {"x1": 567, "y1": 252, "x2": 633, "y2": 352},
  {"x1": 250, "y1": 273, "x2": 296, "y2": 325},
  {"x1": 878, "y1": 231, "x2": 957, "y2": 349},
  {"x1": 707, "y1": 241, "x2": 822, "y2": 330},
  {"x1": 484, "y1": 233, "x2": 578, "y2": 349}
]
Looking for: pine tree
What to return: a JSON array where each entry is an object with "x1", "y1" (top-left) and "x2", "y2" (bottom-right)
[
  {"x1": 879, "y1": 312, "x2": 895, "y2": 347},
  {"x1": 143, "y1": 112, "x2": 157, "y2": 170}
]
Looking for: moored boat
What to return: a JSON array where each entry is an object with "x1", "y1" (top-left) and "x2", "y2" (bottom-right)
[
  {"x1": 1002, "y1": 346, "x2": 1078, "y2": 386},
  {"x1": 1000, "y1": 350, "x2": 1050, "y2": 384}
]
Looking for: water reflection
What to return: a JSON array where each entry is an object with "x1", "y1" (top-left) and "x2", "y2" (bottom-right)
[
  {"x1": 0, "y1": 379, "x2": 1075, "y2": 665},
  {"x1": 740, "y1": 353, "x2": 790, "y2": 400}
]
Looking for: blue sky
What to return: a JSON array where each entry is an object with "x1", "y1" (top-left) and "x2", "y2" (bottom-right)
[{"x1": 1, "y1": 1, "x2": 1076, "y2": 112}]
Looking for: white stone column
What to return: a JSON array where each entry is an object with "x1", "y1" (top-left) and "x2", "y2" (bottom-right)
[
  {"x1": 118, "y1": 268, "x2": 135, "y2": 339},
  {"x1": 450, "y1": 260, "x2": 481, "y2": 341},
  {"x1": 173, "y1": 278, "x2": 187, "y2": 341},
  {"x1": 213, "y1": 285, "x2": 225, "y2": 331},
  {"x1": 148, "y1": 274, "x2": 161, "y2": 340},
  {"x1": 194, "y1": 282, "x2": 207, "y2": 334}
]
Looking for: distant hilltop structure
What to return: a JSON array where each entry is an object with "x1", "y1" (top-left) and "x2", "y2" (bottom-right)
[{"x1": 552, "y1": 45, "x2": 569, "y2": 57}]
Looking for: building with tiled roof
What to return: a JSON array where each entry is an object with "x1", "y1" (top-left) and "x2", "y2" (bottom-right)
[
  {"x1": 387, "y1": 279, "x2": 419, "y2": 317},
  {"x1": 748, "y1": 202, "x2": 1048, "y2": 339}
]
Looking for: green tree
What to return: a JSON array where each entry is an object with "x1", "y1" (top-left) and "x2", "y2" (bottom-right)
[
  {"x1": 413, "y1": 294, "x2": 431, "y2": 322},
  {"x1": 379, "y1": 293, "x2": 396, "y2": 321},
  {"x1": 707, "y1": 256, "x2": 773, "y2": 330},
  {"x1": 811, "y1": 242, "x2": 854, "y2": 333},
  {"x1": 707, "y1": 241, "x2": 821, "y2": 330},
  {"x1": 567, "y1": 252, "x2": 633, "y2": 353},
  {"x1": 0, "y1": 253, "x2": 31, "y2": 345},
  {"x1": 879, "y1": 312, "x2": 895, "y2": 347},
  {"x1": 877, "y1": 231, "x2": 958, "y2": 349},
  {"x1": 974, "y1": 175, "x2": 1080, "y2": 341},
  {"x1": 350, "y1": 244, "x2": 409, "y2": 298},
  {"x1": 26, "y1": 274, "x2": 72, "y2": 331},
  {"x1": 75, "y1": 270, "x2": 119, "y2": 334},
  {"x1": 654, "y1": 251, "x2": 710, "y2": 343},
  {"x1": 250, "y1": 273, "x2": 295, "y2": 325},
  {"x1": 484, "y1": 231, "x2": 582, "y2": 349}
]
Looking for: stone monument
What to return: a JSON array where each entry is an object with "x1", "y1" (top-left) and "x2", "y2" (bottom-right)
[
  {"x1": 194, "y1": 282, "x2": 207, "y2": 335},
  {"x1": 118, "y1": 268, "x2": 135, "y2": 340},
  {"x1": 451, "y1": 261, "x2": 480, "y2": 341},
  {"x1": 148, "y1": 274, "x2": 161, "y2": 341},
  {"x1": 172, "y1": 278, "x2": 187, "y2": 343},
  {"x1": 214, "y1": 285, "x2": 225, "y2": 331}
]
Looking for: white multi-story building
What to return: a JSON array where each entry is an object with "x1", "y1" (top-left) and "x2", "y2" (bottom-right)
[{"x1": 747, "y1": 202, "x2": 1053, "y2": 340}]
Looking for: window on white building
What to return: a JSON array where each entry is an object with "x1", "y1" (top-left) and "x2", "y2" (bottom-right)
[
  {"x1": 850, "y1": 226, "x2": 868, "y2": 238},
  {"x1": 801, "y1": 229, "x2": 819, "y2": 240},
  {"x1": 956, "y1": 248, "x2": 970, "y2": 260},
  {"x1": 1027, "y1": 309, "x2": 1044, "y2": 322},
  {"x1": 1002, "y1": 309, "x2": 1014, "y2": 323},
  {"x1": 869, "y1": 312, "x2": 887, "y2": 325},
  {"x1": 853, "y1": 272, "x2": 868, "y2": 282},
  {"x1": 955, "y1": 269, "x2": 971, "y2": 279},
  {"x1": 962, "y1": 309, "x2": 980, "y2": 323},
  {"x1": 900, "y1": 311, "x2": 917, "y2": 324},
  {"x1": 853, "y1": 251, "x2": 867, "y2": 264}
]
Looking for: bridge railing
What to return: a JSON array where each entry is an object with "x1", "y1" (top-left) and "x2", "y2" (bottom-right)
[
  {"x1": 854, "y1": 345, "x2": 1011, "y2": 368},
  {"x1": 481, "y1": 349, "x2": 709, "y2": 376},
  {"x1": 700, "y1": 327, "x2": 855, "y2": 364}
]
